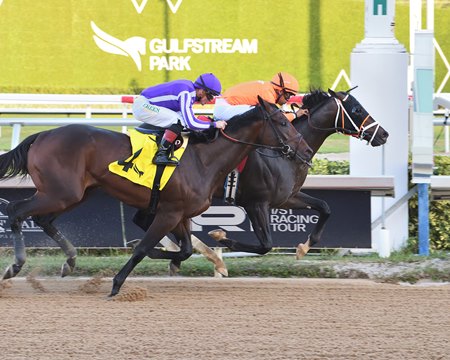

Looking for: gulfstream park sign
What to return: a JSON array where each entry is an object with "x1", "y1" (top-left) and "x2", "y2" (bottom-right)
[{"x1": 91, "y1": 21, "x2": 258, "y2": 71}]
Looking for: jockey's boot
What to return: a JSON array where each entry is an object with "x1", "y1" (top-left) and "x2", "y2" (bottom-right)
[{"x1": 153, "y1": 130, "x2": 179, "y2": 166}]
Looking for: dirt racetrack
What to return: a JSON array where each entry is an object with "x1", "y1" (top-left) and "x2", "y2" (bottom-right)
[{"x1": 0, "y1": 276, "x2": 449, "y2": 360}]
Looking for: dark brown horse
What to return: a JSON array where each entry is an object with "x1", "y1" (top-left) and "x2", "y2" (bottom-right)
[
  {"x1": 0, "y1": 98, "x2": 302, "y2": 296},
  {"x1": 205, "y1": 89, "x2": 389, "y2": 257},
  {"x1": 137, "y1": 88, "x2": 389, "y2": 274}
]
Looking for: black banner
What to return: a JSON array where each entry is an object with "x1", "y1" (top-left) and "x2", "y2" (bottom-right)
[
  {"x1": 124, "y1": 190, "x2": 371, "y2": 249},
  {"x1": 0, "y1": 188, "x2": 371, "y2": 249},
  {"x1": 0, "y1": 188, "x2": 124, "y2": 248}
]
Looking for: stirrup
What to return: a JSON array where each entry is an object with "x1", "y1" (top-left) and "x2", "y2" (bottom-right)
[{"x1": 152, "y1": 153, "x2": 179, "y2": 166}]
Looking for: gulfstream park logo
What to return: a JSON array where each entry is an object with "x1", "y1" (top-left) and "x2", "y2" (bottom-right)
[{"x1": 91, "y1": 21, "x2": 258, "y2": 72}]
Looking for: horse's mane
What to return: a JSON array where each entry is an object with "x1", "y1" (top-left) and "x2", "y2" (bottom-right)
[
  {"x1": 189, "y1": 104, "x2": 271, "y2": 144},
  {"x1": 225, "y1": 105, "x2": 265, "y2": 130},
  {"x1": 301, "y1": 88, "x2": 329, "y2": 110}
]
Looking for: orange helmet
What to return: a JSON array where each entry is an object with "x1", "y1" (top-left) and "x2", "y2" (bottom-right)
[{"x1": 271, "y1": 72, "x2": 299, "y2": 95}]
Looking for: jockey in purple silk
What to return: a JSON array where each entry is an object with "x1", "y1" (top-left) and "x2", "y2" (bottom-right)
[{"x1": 133, "y1": 73, "x2": 227, "y2": 166}]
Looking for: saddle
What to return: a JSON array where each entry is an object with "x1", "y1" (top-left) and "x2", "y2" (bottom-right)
[
  {"x1": 129, "y1": 124, "x2": 218, "y2": 232},
  {"x1": 136, "y1": 123, "x2": 219, "y2": 146},
  {"x1": 135, "y1": 123, "x2": 184, "y2": 149}
]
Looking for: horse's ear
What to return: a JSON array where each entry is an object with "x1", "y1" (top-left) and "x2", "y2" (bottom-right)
[
  {"x1": 257, "y1": 95, "x2": 268, "y2": 109},
  {"x1": 328, "y1": 89, "x2": 337, "y2": 97},
  {"x1": 346, "y1": 85, "x2": 358, "y2": 93},
  {"x1": 257, "y1": 95, "x2": 264, "y2": 106}
]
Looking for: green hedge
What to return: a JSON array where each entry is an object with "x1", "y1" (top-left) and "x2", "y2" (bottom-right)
[
  {"x1": 310, "y1": 156, "x2": 450, "y2": 252},
  {"x1": 409, "y1": 156, "x2": 450, "y2": 252},
  {"x1": 310, "y1": 158, "x2": 350, "y2": 175}
]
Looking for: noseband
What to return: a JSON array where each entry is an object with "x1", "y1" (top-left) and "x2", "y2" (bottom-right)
[{"x1": 219, "y1": 106, "x2": 302, "y2": 159}]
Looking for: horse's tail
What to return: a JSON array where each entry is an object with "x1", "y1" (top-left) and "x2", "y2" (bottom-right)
[{"x1": 0, "y1": 132, "x2": 41, "y2": 179}]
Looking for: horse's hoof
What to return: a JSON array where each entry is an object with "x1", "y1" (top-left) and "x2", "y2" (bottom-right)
[
  {"x1": 126, "y1": 239, "x2": 141, "y2": 249},
  {"x1": 296, "y1": 243, "x2": 310, "y2": 260},
  {"x1": 61, "y1": 262, "x2": 72, "y2": 277},
  {"x1": 169, "y1": 263, "x2": 180, "y2": 276},
  {"x1": 3, "y1": 266, "x2": 14, "y2": 280},
  {"x1": 3, "y1": 264, "x2": 21, "y2": 280},
  {"x1": 215, "y1": 267, "x2": 228, "y2": 277},
  {"x1": 67, "y1": 256, "x2": 76, "y2": 268},
  {"x1": 61, "y1": 256, "x2": 77, "y2": 277},
  {"x1": 208, "y1": 229, "x2": 227, "y2": 241}
]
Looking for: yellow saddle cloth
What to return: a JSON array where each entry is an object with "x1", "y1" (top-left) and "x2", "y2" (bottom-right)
[{"x1": 108, "y1": 129, "x2": 188, "y2": 190}]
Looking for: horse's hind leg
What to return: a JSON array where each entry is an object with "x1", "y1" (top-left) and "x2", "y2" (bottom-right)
[
  {"x1": 3, "y1": 189, "x2": 84, "y2": 279},
  {"x1": 164, "y1": 221, "x2": 229, "y2": 277},
  {"x1": 209, "y1": 202, "x2": 273, "y2": 254},
  {"x1": 3, "y1": 201, "x2": 27, "y2": 279},
  {"x1": 33, "y1": 214, "x2": 77, "y2": 277},
  {"x1": 145, "y1": 233, "x2": 228, "y2": 276},
  {"x1": 281, "y1": 191, "x2": 330, "y2": 259}
]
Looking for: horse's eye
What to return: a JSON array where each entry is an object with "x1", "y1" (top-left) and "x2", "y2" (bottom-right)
[{"x1": 352, "y1": 106, "x2": 362, "y2": 115}]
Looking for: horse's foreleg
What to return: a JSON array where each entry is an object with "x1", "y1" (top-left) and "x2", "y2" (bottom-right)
[
  {"x1": 166, "y1": 218, "x2": 192, "y2": 276},
  {"x1": 33, "y1": 215, "x2": 77, "y2": 277},
  {"x1": 281, "y1": 192, "x2": 330, "y2": 259},
  {"x1": 111, "y1": 249, "x2": 147, "y2": 297},
  {"x1": 111, "y1": 213, "x2": 181, "y2": 296},
  {"x1": 191, "y1": 235, "x2": 228, "y2": 277},
  {"x1": 140, "y1": 219, "x2": 192, "y2": 275},
  {"x1": 209, "y1": 202, "x2": 273, "y2": 255},
  {"x1": 3, "y1": 202, "x2": 27, "y2": 279}
]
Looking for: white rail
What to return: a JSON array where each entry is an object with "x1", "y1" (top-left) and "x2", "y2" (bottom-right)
[
  {"x1": 0, "y1": 175, "x2": 395, "y2": 197},
  {"x1": 0, "y1": 93, "x2": 214, "y2": 149},
  {"x1": 430, "y1": 175, "x2": 450, "y2": 200}
]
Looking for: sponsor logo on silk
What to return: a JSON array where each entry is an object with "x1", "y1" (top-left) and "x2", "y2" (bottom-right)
[{"x1": 143, "y1": 103, "x2": 160, "y2": 113}]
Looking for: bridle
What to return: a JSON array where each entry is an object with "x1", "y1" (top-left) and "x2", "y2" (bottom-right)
[
  {"x1": 305, "y1": 93, "x2": 382, "y2": 145},
  {"x1": 219, "y1": 106, "x2": 302, "y2": 160}
]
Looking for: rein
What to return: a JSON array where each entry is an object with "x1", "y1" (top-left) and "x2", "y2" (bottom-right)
[
  {"x1": 219, "y1": 107, "x2": 302, "y2": 159},
  {"x1": 254, "y1": 146, "x2": 312, "y2": 166}
]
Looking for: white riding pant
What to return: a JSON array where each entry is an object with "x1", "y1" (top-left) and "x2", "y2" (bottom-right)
[
  {"x1": 213, "y1": 98, "x2": 254, "y2": 121},
  {"x1": 132, "y1": 95, "x2": 181, "y2": 128}
]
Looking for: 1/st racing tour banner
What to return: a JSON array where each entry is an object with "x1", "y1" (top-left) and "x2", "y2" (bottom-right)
[{"x1": 0, "y1": 188, "x2": 371, "y2": 249}]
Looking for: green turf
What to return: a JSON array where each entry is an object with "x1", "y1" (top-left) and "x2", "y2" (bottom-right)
[
  {"x1": 3, "y1": 124, "x2": 450, "y2": 155},
  {"x1": 0, "y1": 250, "x2": 448, "y2": 283}
]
